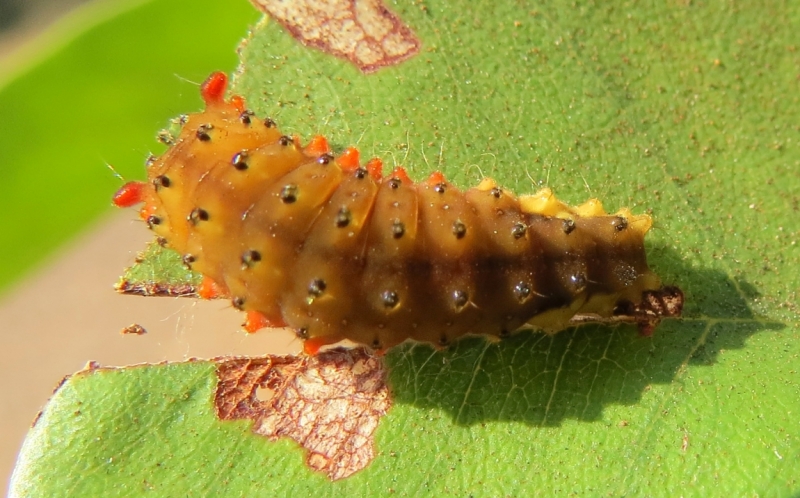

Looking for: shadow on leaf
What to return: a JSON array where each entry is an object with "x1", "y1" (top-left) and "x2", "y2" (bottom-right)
[{"x1": 385, "y1": 245, "x2": 781, "y2": 426}]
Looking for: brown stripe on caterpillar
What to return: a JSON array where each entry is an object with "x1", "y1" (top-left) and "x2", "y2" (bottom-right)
[{"x1": 113, "y1": 71, "x2": 683, "y2": 355}]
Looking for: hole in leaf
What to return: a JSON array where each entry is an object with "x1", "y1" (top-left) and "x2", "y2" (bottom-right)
[{"x1": 214, "y1": 348, "x2": 391, "y2": 480}]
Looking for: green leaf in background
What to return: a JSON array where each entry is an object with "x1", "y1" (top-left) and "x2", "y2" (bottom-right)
[
  {"x1": 11, "y1": 0, "x2": 800, "y2": 496},
  {"x1": 0, "y1": 0, "x2": 259, "y2": 293}
]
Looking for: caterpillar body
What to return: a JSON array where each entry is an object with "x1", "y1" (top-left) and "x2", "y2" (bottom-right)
[{"x1": 114, "y1": 72, "x2": 683, "y2": 355}]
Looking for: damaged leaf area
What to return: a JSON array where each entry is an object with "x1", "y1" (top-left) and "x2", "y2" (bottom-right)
[
  {"x1": 250, "y1": 0, "x2": 420, "y2": 73},
  {"x1": 215, "y1": 348, "x2": 391, "y2": 480}
]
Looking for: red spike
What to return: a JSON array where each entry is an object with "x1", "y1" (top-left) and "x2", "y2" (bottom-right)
[
  {"x1": 391, "y1": 166, "x2": 411, "y2": 184},
  {"x1": 304, "y1": 135, "x2": 331, "y2": 157},
  {"x1": 200, "y1": 71, "x2": 227, "y2": 106},
  {"x1": 243, "y1": 310, "x2": 286, "y2": 332},
  {"x1": 366, "y1": 158, "x2": 383, "y2": 181},
  {"x1": 230, "y1": 95, "x2": 246, "y2": 112},
  {"x1": 198, "y1": 276, "x2": 225, "y2": 299},
  {"x1": 427, "y1": 171, "x2": 446, "y2": 186},
  {"x1": 112, "y1": 181, "x2": 145, "y2": 208},
  {"x1": 336, "y1": 147, "x2": 361, "y2": 170}
]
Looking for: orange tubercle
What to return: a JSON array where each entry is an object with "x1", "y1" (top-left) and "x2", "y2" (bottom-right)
[
  {"x1": 138, "y1": 203, "x2": 157, "y2": 221},
  {"x1": 391, "y1": 166, "x2": 411, "y2": 184},
  {"x1": 303, "y1": 335, "x2": 347, "y2": 355},
  {"x1": 336, "y1": 147, "x2": 361, "y2": 171},
  {"x1": 243, "y1": 310, "x2": 286, "y2": 333},
  {"x1": 303, "y1": 337, "x2": 327, "y2": 356},
  {"x1": 112, "y1": 181, "x2": 145, "y2": 208},
  {"x1": 427, "y1": 171, "x2": 446, "y2": 186},
  {"x1": 198, "y1": 276, "x2": 226, "y2": 299},
  {"x1": 304, "y1": 135, "x2": 331, "y2": 157},
  {"x1": 229, "y1": 95, "x2": 246, "y2": 113},
  {"x1": 366, "y1": 158, "x2": 384, "y2": 181},
  {"x1": 200, "y1": 71, "x2": 228, "y2": 106}
]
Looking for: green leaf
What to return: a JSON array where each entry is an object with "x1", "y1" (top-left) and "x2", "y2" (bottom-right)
[
  {"x1": 115, "y1": 242, "x2": 201, "y2": 296},
  {"x1": 11, "y1": 0, "x2": 800, "y2": 496}
]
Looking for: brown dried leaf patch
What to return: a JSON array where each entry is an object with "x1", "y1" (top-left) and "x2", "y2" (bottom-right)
[
  {"x1": 115, "y1": 280, "x2": 197, "y2": 297},
  {"x1": 120, "y1": 323, "x2": 147, "y2": 335},
  {"x1": 251, "y1": 0, "x2": 420, "y2": 73},
  {"x1": 215, "y1": 348, "x2": 391, "y2": 480}
]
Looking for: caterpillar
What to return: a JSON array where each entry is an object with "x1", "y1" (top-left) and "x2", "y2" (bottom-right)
[{"x1": 114, "y1": 71, "x2": 683, "y2": 355}]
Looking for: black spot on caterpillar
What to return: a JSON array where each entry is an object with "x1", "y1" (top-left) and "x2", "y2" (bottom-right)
[{"x1": 113, "y1": 72, "x2": 683, "y2": 354}]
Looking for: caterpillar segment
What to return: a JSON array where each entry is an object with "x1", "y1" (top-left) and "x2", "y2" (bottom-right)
[{"x1": 114, "y1": 71, "x2": 683, "y2": 355}]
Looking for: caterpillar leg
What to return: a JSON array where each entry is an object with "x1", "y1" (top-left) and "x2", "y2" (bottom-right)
[
  {"x1": 198, "y1": 276, "x2": 228, "y2": 299},
  {"x1": 301, "y1": 335, "x2": 349, "y2": 356},
  {"x1": 243, "y1": 310, "x2": 287, "y2": 332}
]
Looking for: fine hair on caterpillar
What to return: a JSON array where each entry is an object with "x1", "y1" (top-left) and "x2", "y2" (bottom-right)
[{"x1": 114, "y1": 71, "x2": 683, "y2": 355}]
